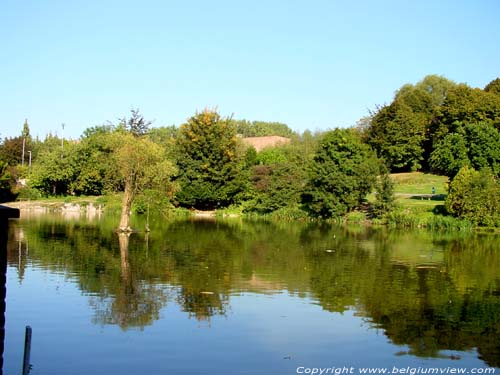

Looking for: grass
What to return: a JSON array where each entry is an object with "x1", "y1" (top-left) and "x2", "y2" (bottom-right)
[{"x1": 391, "y1": 172, "x2": 449, "y2": 195}]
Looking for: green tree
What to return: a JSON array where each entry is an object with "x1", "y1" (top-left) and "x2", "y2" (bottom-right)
[
  {"x1": 29, "y1": 144, "x2": 78, "y2": 196},
  {"x1": 71, "y1": 125, "x2": 121, "y2": 195},
  {"x1": 368, "y1": 100, "x2": 427, "y2": 171},
  {"x1": 175, "y1": 109, "x2": 246, "y2": 209},
  {"x1": 430, "y1": 123, "x2": 500, "y2": 178},
  {"x1": 431, "y1": 84, "x2": 500, "y2": 142},
  {"x1": 247, "y1": 162, "x2": 306, "y2": 214},
  {"x1": 367, "y1": 75, "x2": 457, "y2": 172},
  {"x1": 121, "y1": 108, "x2": 152, "y2": 137},
  {"x1": 0, "y1": 136, "x2": 24, "y2": 166},
  {"x1": 232, "y1": 120, "x2": 295, "y2": 138},
  {"x1": 484, "y1": 78, "x2": 500, "y2": 96},
  {"x1": 445, "y1": 166, "x2": 500, "y2": 227},
  {"x1": 0, "y1": 161, "x2": 16, "y2": 202},
  {"x1": 302, "y1": 129, "x2": 380, "y2": 218},
  {"x1": 372, "y1": 167, "x2": 396, "y2": 217},
  {"x1": 115, "y1": 131, "x2": 177, "y2": 232}
]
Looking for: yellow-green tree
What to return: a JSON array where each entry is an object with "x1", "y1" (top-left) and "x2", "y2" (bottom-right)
[{"x1": 175, "y1": 109, "x2": 246, "y2": 209}]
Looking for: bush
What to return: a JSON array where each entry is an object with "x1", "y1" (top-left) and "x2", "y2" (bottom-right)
[
  {"x1": 445, "y1": 166, "x2": 500, "y2": 227},
  {"x1": 302, "y1": 129, "x2": 380, "y2": 218}
]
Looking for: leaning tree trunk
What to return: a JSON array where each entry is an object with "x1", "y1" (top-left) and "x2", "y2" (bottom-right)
[{"x1": 118, "y1": 178, "x2": 134, "y2": 232}]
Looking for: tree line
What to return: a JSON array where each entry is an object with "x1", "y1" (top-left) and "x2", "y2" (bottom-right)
[{"x1": 1, "y1": 75, "x2": 500, "y2": 226}]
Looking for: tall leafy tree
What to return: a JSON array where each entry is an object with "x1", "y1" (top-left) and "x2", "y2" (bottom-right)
[
  {"x1": 302, "y1": 129, "x2": 380, "y2": 218},
  {"x1": 367, "y1": 75, "x2": 456, "y2": 171},
  {"x1": 368, "y1": 100, "x2": 427, "y2": 171},
  {"x1": 431, "y1": 84, "x2": 500, "y2": 143},
  {"x1": 484, "y1": 78, "x2": 500, "y2": 96},
  {"x1": 175, "y1": 109, "x2": 246, "y2": 209},
  {"x1": 114, "y1": 111, "x2": 177, "y2": 231},
  {"x1": 430, "y1": 122, "x2": 500, "y2": 178},
  {"x1": 29, "y1": 142, "x2": 78, "y2": 195},
  {"x1": 0, "y1": 136, "x2": 24, "y2": 166}
]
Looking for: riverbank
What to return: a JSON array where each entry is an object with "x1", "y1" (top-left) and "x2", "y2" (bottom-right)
[{"x1": 2, "y1": 172, "x2": 492, "y2": 231}]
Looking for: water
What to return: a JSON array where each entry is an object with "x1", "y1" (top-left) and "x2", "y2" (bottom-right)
[{"x1": 3, "y1": 213, "x2": 500, "y2": 374}]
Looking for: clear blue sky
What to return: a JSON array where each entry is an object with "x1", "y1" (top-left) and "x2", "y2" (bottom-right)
[{"x1": 1, "y1": 0, "x2": 499, "y2": 140}]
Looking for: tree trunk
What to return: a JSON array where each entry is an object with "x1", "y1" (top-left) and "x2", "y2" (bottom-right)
[
  {"x1": 118, "y1": 179, "x2": 134, "y2": 232},
  {"x1": 118, "y1": 232, "x2": 131, "y2": 284}
]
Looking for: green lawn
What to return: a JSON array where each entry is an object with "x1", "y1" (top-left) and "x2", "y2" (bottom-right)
[{"x1": 391, "y1": 172, "x2": 449, "y2": 195}]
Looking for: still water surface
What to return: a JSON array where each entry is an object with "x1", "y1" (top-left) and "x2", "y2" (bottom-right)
[{"x1": 4, "y1": 213, "x2": 500, "y2": 374}]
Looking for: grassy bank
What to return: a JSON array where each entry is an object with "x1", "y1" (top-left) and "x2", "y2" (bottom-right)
[{"x1": 4, "y1": 172, "x2": 488, "y2": 231}]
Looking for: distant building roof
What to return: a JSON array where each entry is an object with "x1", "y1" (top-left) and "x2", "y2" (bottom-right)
[{"x1": 242, "y1": 136, "x2": 291, "y2": 152}]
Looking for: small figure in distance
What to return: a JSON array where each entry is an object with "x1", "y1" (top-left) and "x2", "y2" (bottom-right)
[{"x1": 432, "y1": 186, "x2": 436, "y2": 195}]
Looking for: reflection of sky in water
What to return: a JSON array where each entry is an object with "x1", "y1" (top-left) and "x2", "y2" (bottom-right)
[{"x1": 5, "y1": 266, "x2": 491, "y2": 375}]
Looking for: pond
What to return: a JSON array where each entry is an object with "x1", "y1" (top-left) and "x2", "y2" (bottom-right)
[{"x1": 3, "y1": 212, "x2": 500, "y2": 374}]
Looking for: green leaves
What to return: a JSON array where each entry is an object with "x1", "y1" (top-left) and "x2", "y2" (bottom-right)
[
  {"x1": 445, "y1": 166, "x2": 500, "y2": 227},
  {"x1": 175, "y1": 109, "x2": 246, "y2": 209},
  {"x1": 303, "y1": 129, "x2": 380, "y2": 218},
  {"x1": 430, "y1": 123, "x2": 500, "y2": 178}
]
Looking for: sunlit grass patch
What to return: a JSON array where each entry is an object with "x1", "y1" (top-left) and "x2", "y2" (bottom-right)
[{"x1": 391, "y1": 172, "x2": 449, "y2": 195}]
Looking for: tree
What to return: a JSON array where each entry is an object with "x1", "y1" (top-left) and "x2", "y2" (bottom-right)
[
  {"x1": 484, "y1": 78, "x2": 500, "y2": 96},
  {"x1": 302, "y1": 129, "x2": 380, "y2": 218},
  {"x1": 232, "y1": 119, "x2": 295, "y2": 138},
  {"x1": 0, "y1": 136, "x2": 24, "y2": 166},
  {"x1": 429, "y1": 133, "x2": 469, "y2": 178},
  {"x1": 121, "y1": 108, "x2": 153, "y2": 137},
  {"x1": 445, "y1": 166, "x2": 500, "y2": 227},
  {"x1": 175, "y1": 109, "x2": 246, "y2": 209},
  {"x1": 431, "y1": 84, "x2": 500, "y2": 143},
  {"x1": 368, "y1": 100, "x2": 427, "y2": 171},
  {"x1": 115, "y1": 132, "x2": 177, "y2": 232},
  {"x1": 372, "y1": 167, "x2": 396, "y2": 218},
  {"x1": 247, "y1": 162, "x2": 306, "y2": 214},
  {"x1": 71, "y1": 126, "x2": 121, "y2": 195},
  {"x1": 367, "y1": 75, "x2": 457, "y2": 172},
  {"x1": 430, "y1": 122, "x2": 500, "y2": 178},
  {"x1": 0, "y1": 161, "x2": 16, "y2": 202},
  {"x1": 29, "y1": 142, "x2": 78, "y2": 196}
]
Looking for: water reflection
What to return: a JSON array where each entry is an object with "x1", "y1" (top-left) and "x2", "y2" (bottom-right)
[{"x1": 6, "y1": 216, "x2": 500, "y2": 367}]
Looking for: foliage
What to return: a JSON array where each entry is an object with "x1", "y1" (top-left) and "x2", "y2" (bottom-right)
[
  {"x1": 430, "y1": 122, "x2": 500, "y2": 178},
  {"x1": 246, "y1": 162, "x2": 306, "y2": 214},
  {"x1": 29, "y1": 142, "x2": 78, "y2": 196},
  {"x1": 367, "y1": 75, "x2": 456, "y2": 172},
  {"x1": 120, "y1": 108, "x2": 152, "y2": 137},
  {"x1": 255, "y1": 147, "x2": 288, "y2": 165},
  {"x1": 372, "y1": 168, "x2": 396, "y2": 217},
  {"x1": 114, "y1": 131, "x2": 178, "y2": 229},
  {"x1": 0, "y1": 161, "x2": 16, "y2": 202},
  {"x1": 484, "y1": 77, "x2": 500, "y2": 96},
  {"x1": 72, "y1": 126, "x2": 122, "y2": 195},
  {"x1": 175, "y1": 109, "x2": 247, "y2": 209},
  {"x1": 368, "y1": 98, "x2": 427, "y2": 171},
  {"x1": 302, "y1": 128, "x2": 380, "y2": 218},
  {"x1": 445, "y1": 166, "x2": 500, "y2": 227},
  {"x1": 232, "y1": 119, "x2": 296, "y2": 138},
  {"x1": 0, "y1": 136, "x2": 25, "y2": 166},
  {"x1": 431, "y1": 84, "x2": 500, "y2": 142}
]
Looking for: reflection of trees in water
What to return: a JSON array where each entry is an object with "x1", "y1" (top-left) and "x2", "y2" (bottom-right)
[
  {"x1": 89, "y1": 233, "x2": 168, "y2": 330},
  {"x1": 300, "y1": 228, "x2": 500, "y2": 367},
  {"x1": 6, "y1": 218, "x2": 500, "y2": 365}
]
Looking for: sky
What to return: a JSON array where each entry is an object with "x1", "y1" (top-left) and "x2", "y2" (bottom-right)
[{"x1": 1, "y1": 0, "x2": 499, "y2": 140}]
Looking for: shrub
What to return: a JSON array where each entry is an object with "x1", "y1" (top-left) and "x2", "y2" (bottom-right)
[{"x1": 445, "y1": 166, "x2": 500, "y2": 227}]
